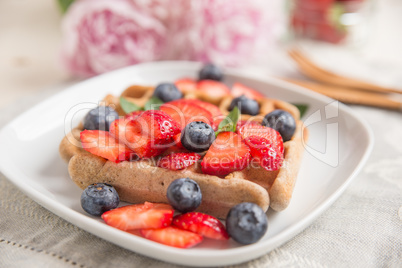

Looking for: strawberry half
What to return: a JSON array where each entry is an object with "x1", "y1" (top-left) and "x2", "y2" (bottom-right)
[
  {"x1": 140, "y1": 226, "x2": 203, "y2": 249},
  {"x1": 238, "y1": 124, "x2": 284, "y2": 154},
  {"x1": 236, "y1": 120, "x2": 261, "y2": 130},
  {"x1": 110, "y1": 118, "x2": 161, "y2": 158},
  {"x1": 231, "y1": 82, "x2": 264, "y2": 100},
  {"x1": 158, "y1": 153, "x2": 201, "y2": 170},
  {"x1": 173, "y1": 212, "x2": 229, "y2": 240},
  {"x1": 201, "y1": 132, "x2": 251, "y2": 176},
  {"x1": 245, "y1": 135, "x2": 284, "y2": 171},
  {"x1": 80, "y1": 130, "x2": 135, "y2": 163},
  {"x1": 196, "y1": 80, "x2": 230, "y2": 98},
  {"x1": 124, "y1": 110, "x2": 143, "y2": 120},
  {"x1": 160, "y1": 99, "x2": 214, "y2": 129},
  {"x1": 110, "y1": 110, "x2": 180, "y2": 158},
  {"x1": 175, "y1": 78, "x2": 197, "y2": 92},
  {"x1": 102, "y1": 202, "x2": 174, "y2": 231},
  {"x1": 187, "y1": 99, "x2": 223, "y2": 130}
]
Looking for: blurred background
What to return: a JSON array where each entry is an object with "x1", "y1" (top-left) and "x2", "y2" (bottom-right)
[{"x1": 1, "y1": 0, "x2": 402, "y2": 110}]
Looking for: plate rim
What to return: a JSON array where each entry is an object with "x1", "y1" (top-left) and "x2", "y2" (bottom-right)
[{"x1": 0, "y1": 61, "x2": 374, "y2": 266}]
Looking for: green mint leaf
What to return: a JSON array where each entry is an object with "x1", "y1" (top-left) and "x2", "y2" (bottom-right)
[
  {"x1": 144, "y1": 96, "x2": 164, "y2": 111},
  {"x1": 57, "y1": 0, "x2": 75, "y2": 13},
  {"x1": 120, "y1": 97, "x2": 142, "y2": 114},
  {"x1": 292, "y1": 103, "x2": 309, "y2": 118},
  {"x1": 215, "y1": 106, "x2": 240, "y2": 136}
]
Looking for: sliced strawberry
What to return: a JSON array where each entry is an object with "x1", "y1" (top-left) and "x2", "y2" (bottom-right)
[
  {"x1": 173, "y1": 212, "x2": 229, "y2": 240},
  {"x1": 238, "y1": 124, "x2": 284, "y2": 154},
  {"x1": 236, "y1": 120, "x2": 261, "y2": 131},
  {"x1": 109, "y1": 118, "x2": 160, "y2": 158},
  {"x1": 80, "y1": 130, "x2": 135, "y2": 163},
  {"x1": 245, "y1": 135, "x2": 284, "y2": 171},
  {"x1": 196, "y1": 80, "x2": 230, "y2": 99},
  {"x1": 135, "y1": 110, "x2": 181, "y2": 141},
  {"x1": 110, "y1": 111, "x2": 180, "y2": 158},
  {"x1": 231, "y1": 82, "x2": 264, "y2": 100},
  {"x1": 175, "y1": 78, "x2": 197, "y2": 92},
  {"x1": 158, "y1": 153, "x2": 201, "y2": 170},
  {"x1": 172, "y1": 133, "x2": 184, "y2": 149},
  {"x1": 201, "y1": 132, "x2": 251, "y2": 176},
  {"x1": 140, "y1": 226, "x2": 203, "y2": 248},
  {"x1": 185, "y1": 99, "x2": 223, "y2": 130},
  {"x1": 102, "y1": 202, "x2": 174, "y2": 231},
  {"x1": 160, "y1": 99, "x2": 213, "y2": 129},
  {"x1": 124, "y1": 110, "x2": 143, "y2": 120}
]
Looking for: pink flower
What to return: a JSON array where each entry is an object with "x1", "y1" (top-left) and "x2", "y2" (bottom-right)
[
  {"x1": 61, "y1": 0, "x2": 167, "y2": 77},
  {"x1": 167, "y1": 0, "x2": 285, "y2": 66}
]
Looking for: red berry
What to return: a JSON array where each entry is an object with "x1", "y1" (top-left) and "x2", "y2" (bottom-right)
[
  {"x1": 173, "y1": 212, "x2": 229, "y2": 240},
  {"x1": 196, "y1": 80, "x2": 230, "y2": 98},
  {"x1": 158, "y1": 153, "x2": 201, "y2": 170},
  {"x1": 109, "y1": 110, "x2": 180, "y2": 158},
  {"x1": 160, "y1": 99, "x2": 214, "y2": 129},
  {"x1": 175, "y1": 78, "x2": 197, "y2": 92},
  {"x1": 231, "y1": 83, "x2": 264, "y2": 100},
  {"x1": 201, "y1": 132, "x2": 251, "y2": 176},
  {"x1": 184, "y1": 99, "x2": 223, "y2": 130},
  {"x1": 236, "y1": 120, "x2": 261, "y2": 131},
  {"x1": 124, "y1": 110, "x2": 143, "y2": 120},
  {"x1": 102, "y1": 202, "x2": 174, "y2": 231},
  {"x1": 238, "y1": 124, "x2": 284, "y2": 155},
  {"x1": 80, "y1": 130, "x2": 135, "y2": 163},
  {"x1": 140, "y1": 226, "x2": 203, "y2": 249},
  {"x1": 245, "y1": 135, "x2": 284, "y2": 171}
]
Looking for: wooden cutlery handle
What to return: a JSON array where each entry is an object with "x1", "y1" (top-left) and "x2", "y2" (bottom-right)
[{"x1": 285, "y1": 79, "x2": 402, "y2": 111}]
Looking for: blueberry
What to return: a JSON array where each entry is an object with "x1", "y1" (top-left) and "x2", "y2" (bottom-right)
[
  {"x1": 229, "y1": 95, "x2": 259, "y2": 115},
  {"x1": 262, "y1": 109, "x2": 296, "y2": 142},
  {"x1": 199, "y1": 63, "x2": 224, "y2": 81},
  {"x1": 83, "y1": 106, "x2": 119, "y2": 131},
  {"x1": 225, "y1": 202, "x2": 268, "y2": 244},
  {"x1": 81, "y1": 183, "x2": 120, "y2": 216},
  {"x1": 152, "y1": 83, "x2": 183, "y2": 103},
  {"x1": 181, "y1": 121, "x2": 215, "y2": 152},
  {"x1": 167, "y1": 178, "x2": 202, "y2": 213}
]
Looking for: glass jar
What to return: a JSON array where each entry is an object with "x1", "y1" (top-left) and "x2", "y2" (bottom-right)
[{"x1": 287, "y1": 0, "x2": 373, "y2": 45}]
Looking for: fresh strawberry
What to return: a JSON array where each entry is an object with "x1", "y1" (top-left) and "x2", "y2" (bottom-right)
[
  {"x1": 140, "y1": 226, "x2": 203, "y2": 249},
  {"x1": 80, "y1": 130, "x2": 135, "y2": 163},
  {"x1": 185, "y1": 99, "x2": 223, "y2": 130},
  {"x1": 196, "y1": 80, "x2": 230, "y2": 98},
  {"x1": 160, "y1": 99, "x2": 214, "y2": 129},
  {"x1": 172, "y1": 133, "x2": 184, "y2": 149},
  {"x1": 110, "y1": 110, "x2": 180, "y2": 158},
  {"x1": 201, "y1": 132, "x2": 251, "y2": 176},
  {"x1": 136, "y1": 110, "x2": 181, "y2": 141},
  {"x1": 238, "y1": 124, "x2": 284, "y2": 154},
  {"x1": 231, "y1": 83, "x2": 264, "y2": 100},
  {"x1": 124, "y1": 110, "x2": 143, "y2": 120},
  {"x1": 236, "y1": 120, "x2": 261, "y2": 131},
  {"x1": 109, "y1": 118, "x2": 159, "y2": 158},
  {"x1": 244, "y1": 135, "x2": 284, "y2": 171},
  {"x1": 173, "y1": 212, "x2": 229, "y2": 240},
  {"x1": 102, "y1": 202, "x2": 174, "y2": 231},
  {"x1": 175, "y1": 78, "x2": 197, "y2": 92},
  {"x1": 158, "y1": 153, "x2": 201, "y2": 170}
]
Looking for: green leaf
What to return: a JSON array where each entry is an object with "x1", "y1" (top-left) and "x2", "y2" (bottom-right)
[
  {"x1": 57, "y1": 0, "x2": 75, "y2": 13},
  {"x1": 215, "y1": 106, "x2": 240, "y2": 136},
  {"x1": 292, "y1": 103, "x2": 309, "y2": 118},
  {"x1": 120, "y1": 97, "x2": 142, "y2": 114},
  {"x1": 144, "y1": 97, "x2": 164, "y2": 111}
]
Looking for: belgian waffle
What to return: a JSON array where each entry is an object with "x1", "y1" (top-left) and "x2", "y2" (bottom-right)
[{"x1": 59, "y1": 85, "x2": 308, "y2": 218}]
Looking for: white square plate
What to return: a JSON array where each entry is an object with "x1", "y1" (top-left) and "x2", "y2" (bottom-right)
[{"x1": 0, "y1": 62, "x2": 373, "y2": 266}]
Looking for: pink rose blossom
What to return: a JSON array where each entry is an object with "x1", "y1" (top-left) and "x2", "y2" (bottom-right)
[
  {"x1": 167, "y1": 0, "x2": 285, "y2": 66},
  {"x1": 61, "y1": 0, "x2": 167, "y2": 77}
]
